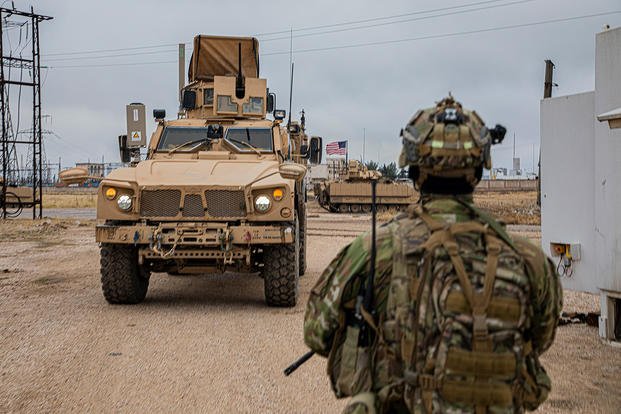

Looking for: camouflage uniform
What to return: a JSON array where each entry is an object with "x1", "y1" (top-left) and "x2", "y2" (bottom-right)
[{"x1": 303, "y1": 96, "x2": 562, "y2": 413}]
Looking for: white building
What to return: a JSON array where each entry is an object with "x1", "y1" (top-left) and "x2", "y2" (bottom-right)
[{"x1": 541, "y1": 26, "x2": 621, "y2": 342}]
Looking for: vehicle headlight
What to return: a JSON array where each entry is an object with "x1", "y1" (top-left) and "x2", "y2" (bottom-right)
[
  {"x1": 254, "y1": 195, "x2": 271, "y2": 212},
  {"x1": 105, "y1": 187, "x2": 117, "y2": 200},
  {"x1": 272, "y1": 188, "x2": 284, "y2": 201},
  {"x1": 117, "y1": 194, "x2": 132, "y2": 211}
]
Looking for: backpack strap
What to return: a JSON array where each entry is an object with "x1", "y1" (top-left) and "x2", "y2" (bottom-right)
[
  {"x1": 453, "y1": 197, "x2": 518, "y2": 252},
  {"x1": 402, "y1": 206, "x2": 510, "y2": 412},
  {"x1": 425, "y1": 229, "x2": 502, "y2": 414}
]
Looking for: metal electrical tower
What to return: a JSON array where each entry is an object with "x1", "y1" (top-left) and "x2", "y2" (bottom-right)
[{"x1": 0, "y1": 6, "x2": 52, "y2": 219}]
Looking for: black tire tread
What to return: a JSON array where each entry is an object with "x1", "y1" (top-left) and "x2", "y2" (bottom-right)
[
  {"x1": 100, "y1": 244, "x2": 149, "y2": 304},
  {"x1": 262, "y1": 221, "x2": 299, "y2": 307}
]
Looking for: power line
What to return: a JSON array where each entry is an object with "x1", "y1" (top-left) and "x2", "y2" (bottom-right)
[
  {"x1": 45, "y1": 42, "x2": 184, "y2": 57},
  {"x1": 45, "y1": 47, "x2": 184, "y2": 62},
  {"x1": 256, "y1": 0, "x2": 516, "y2": 37},
  {"x1": 42, "y1": 0, "x2": 525, "y2": 58},
  {"x1": 50, "y1": 59, "x2": 177, "y2": 69},
  {"x1": 47, "y1": 10, "x2": 621, "y2": 69},
  {"x1": 260, "y1": 0, "x2": 538, "y2": 42},
  {"x1": 262, "y1": 10, "x2": 621, "y2": 56}
]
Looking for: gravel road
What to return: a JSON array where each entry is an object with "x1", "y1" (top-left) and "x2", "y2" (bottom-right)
[{"x1": 0, "y1": 214, "x2": 619, "y2": 413}]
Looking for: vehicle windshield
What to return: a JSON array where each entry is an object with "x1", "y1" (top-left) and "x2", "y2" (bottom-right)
[
  {"x1": 157, "y1": 127, "x2": 209, "y2": 151},
  {"x1": 225, "y1": 127, "x2": 273, "y2": 152}
]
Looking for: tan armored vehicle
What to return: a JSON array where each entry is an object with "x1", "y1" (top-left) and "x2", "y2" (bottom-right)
[
  {"x1": 61, "y1": 35, "x2": 321, "y2": 307},
  {"x1": 315, "y1": 160, "x2": 416, "y2": 213}
]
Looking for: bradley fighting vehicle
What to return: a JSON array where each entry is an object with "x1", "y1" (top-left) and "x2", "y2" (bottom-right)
[
  {"x1": 315, "y1": 160, "x2": 416, "y2": 213},
  {"x1": 60, "y1": 35, "x2": 322, "y2": 307}
]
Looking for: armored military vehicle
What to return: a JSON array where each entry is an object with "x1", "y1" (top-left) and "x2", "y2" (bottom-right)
[
  {"x1": 315, "y1": 160, "x2": 416, "y2": 213},
  {"x1": 60, "y1": 35, "x2": 321, "y2": 307}
]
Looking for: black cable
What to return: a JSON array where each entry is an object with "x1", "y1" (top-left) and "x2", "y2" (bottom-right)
[
  {"x1": 47, "y1": 10, "x2": 621, "y2": 69},
  {"x1": 260, "y1": 0, "x2": 538, "y2": 42},
  {"x1": 45, "y1": 42, "x2": 182, "y2": 57},
  {"x1": 262, "y1": 10, "x2": 621, "y2": 56},
  {"x1": 257, "y1": 0, "x2": 522, "y2": 37},
  {"x1": 43, "y1": 0, "x2": 516, "y2": 57},
  {"x1": 45, "y1": 47, "x2": 184, "y2": 62}
]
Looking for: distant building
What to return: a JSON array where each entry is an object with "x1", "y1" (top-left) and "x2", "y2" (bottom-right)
[{"x1": 75, "y1": 162, "x2": 104, "y2": 177}]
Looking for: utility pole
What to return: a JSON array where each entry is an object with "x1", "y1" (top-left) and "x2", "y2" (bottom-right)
[
  {"x1": 539, "y1": 59, "x2": 556, "y2": 206},
  {"x1": 544, "y1": 60, "x2": 555, "y2": 99},
  {"x1": 0, "y1": 6, "x2": 53, "y2": 219}
]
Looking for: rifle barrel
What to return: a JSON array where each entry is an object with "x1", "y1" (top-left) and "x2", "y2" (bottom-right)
[{"x1": 283, "y1": 350, "x2": 315, "y2": 376}]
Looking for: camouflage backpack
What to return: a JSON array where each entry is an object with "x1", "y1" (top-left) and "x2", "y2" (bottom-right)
[{"x1": 373, "y1": 204, "x2": 551, "y2": 413}]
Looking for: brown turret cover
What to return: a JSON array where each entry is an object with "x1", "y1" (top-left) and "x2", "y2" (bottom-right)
[{"x1": 188, "y1": 35, "x2": 259, "y2": 82}]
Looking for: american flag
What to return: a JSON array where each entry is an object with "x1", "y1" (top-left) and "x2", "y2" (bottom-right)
[{"x1": 326, "y1": 140, "x2": 348, "y2": 156}]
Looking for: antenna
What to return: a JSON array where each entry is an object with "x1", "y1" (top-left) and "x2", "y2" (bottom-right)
[
  {"x1": 235, "y1": 42, "x2": 245, "y2": 99},
  {"x1": 287, "y1": 61, "x2": 294, "y2": 128},
  {"x1": 287, "y1": 27, "x2": 294, "y2": 128}
]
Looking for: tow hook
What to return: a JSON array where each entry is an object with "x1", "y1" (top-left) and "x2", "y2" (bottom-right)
[{"x1": 218, "y1": 229, "x2": 234, "y2": 265}]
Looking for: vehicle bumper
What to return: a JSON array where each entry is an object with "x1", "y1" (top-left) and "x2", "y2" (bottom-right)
[{"x1": 95, "y1": 222, "x2": 294, "y2": 246}]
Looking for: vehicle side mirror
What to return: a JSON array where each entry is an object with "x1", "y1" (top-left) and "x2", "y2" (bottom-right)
[
  {"x1": 300, "y1": 144, "x2": 309, "y2": 159},
  {"x1": 279, "y1": 162, "x2": 306, "y2": 182},
  {"x1": 309, "y1": 136, "x2": 322, "y2": 165},
  {"x1": 182, "y1": 90, "x2": 196, "y2": 110},
  {"x1": 118, "y1": 135, "x2": 130, "y2": 163},
  {"x1": 273, "y1": 109, "x2": 286, "y2": 120},
  {"x1": 207, "y1": 124, "x2": 223, "y2": 139},
  {"x1": 59, "y1": 167, "x2": 90, "y2": 186},
  {"x1": 267, "y1": 92, "x2": 276, "y2": 113},
  {"x1": 153, "y1": 109, "x2": 166, "y2": 120}
]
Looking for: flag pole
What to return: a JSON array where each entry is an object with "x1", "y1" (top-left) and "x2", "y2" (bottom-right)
[{"x1": 345, "y1": 140, "x2": 348, "y2": 164}]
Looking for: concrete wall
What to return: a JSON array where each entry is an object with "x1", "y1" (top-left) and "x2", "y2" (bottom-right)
[
  {"x1": 541, "y1": 92, "x2": 596, "y2": 293},
  {"x1": 541, "y1": 26, "x2": 621, "y2": 295},
  {"x1": 476, "y1": 179, "x2": 538, "y2": 192},
  {"x1": 594, "y1": 27, "x2": 621, "y2": 293}
]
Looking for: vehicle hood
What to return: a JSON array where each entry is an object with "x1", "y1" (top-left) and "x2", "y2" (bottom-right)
[{"x1": 105, "y1": 159, "x2": 289, "y2": 188}]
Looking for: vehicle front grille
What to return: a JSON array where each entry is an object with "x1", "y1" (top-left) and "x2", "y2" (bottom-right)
[
  {"x1": 205, "y1": 190, "x2": 246, "y2": 217},
  {"x1": 141, "y1": 190, "x2": 181, "y2": 217},
  {"x1": 182, "y1": 194, "x2": 204, "y2": 217}
]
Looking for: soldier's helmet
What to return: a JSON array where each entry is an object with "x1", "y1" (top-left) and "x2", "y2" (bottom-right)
[{"x1": 399, "y1": 94, "x2": 505, "y2": 189}]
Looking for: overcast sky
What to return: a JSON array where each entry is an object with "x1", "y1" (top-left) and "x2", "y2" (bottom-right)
[{"x1": 3, "y1": 0, "x2": 621, "y2": 175}]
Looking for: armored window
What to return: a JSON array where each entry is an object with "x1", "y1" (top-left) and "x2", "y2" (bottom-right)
[
  {"x1": 242, "y1": 97, "x2": 264, "y2": 115},
  {"x1": 157, "y1": 126, "x2": 209, "y2": 151},
  {"x1": 225, "y1": 127, "x2": 273, "y2": 152},
  {"x1": 217, "y1": 95, "x2": 238, "y2": 114},
  {"x1": 203, "y1": 88, "x2": 214, "y2": 106}
]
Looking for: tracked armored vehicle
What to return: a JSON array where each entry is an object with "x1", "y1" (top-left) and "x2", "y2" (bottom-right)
[
  {"x1": 61, "y1": 35, "x2": 321, "y2": 307},
  {"x1": 315, "y1": 160, "x2": 416, "y2": 213}
]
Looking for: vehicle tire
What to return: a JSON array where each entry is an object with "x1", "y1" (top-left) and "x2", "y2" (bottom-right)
[
  {"x1": 298, "y1": 202, "x2": 307, "y2": 276},
  {"x1": 361, "y1": 204, "x2": 372, "y2": 214},
  {"x1": 338, "y1": 204, "x2": 349, "y2": 213},
  {"x1": 350, "y1": 204, "x2": 361, "y2": 214},
  {"x1": 262, "y1": 217, "x2": 299, "y2": 307},
  {"x1": 100, "y1": 244, "x2": 150, "y2": 304}
]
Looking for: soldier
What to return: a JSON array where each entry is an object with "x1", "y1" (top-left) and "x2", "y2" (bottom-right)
[{"x1": 303, "y1": 95, "x2": 562, "y2": 413}]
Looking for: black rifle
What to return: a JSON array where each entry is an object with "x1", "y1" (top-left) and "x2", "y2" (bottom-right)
[
  {"x1": 284, "y1": 179, "x2": 378, "y2": 376},
  {"x1": 356, "y1": 179, "x2": 377, "y2": 346}
]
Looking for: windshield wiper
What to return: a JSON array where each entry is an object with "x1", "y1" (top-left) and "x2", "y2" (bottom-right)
[
  {"x1": 227, "y1": 137, "x2": 264, "y2": 157},
  {"x1": 167, "y1": 138, "x2": 211, "y2": 154}
]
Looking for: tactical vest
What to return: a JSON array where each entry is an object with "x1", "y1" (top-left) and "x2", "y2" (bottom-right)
[{"x1": 374, "y1": 205, "x2": 550, "y2": 413}]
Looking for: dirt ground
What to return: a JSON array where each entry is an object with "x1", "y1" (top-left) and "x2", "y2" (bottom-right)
[{"x1": 1, "y1": 205, "x2": 620, "y2": 413}]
